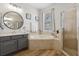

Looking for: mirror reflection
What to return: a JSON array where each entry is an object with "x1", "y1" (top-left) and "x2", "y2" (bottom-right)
[{"x1": 3, "y1": 11, "x2": 23, "y2": 30}]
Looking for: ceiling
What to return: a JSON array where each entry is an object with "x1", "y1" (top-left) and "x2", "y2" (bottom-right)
[
  {"x1": 15, "y1": 3, "x2": 76, "y2": 10},
  {"x1": 15, "y1": 3, "x2": 53, "y2": 10},
  {"x1": 25, "y1": 3, "x2": 53, "y2": 9}
]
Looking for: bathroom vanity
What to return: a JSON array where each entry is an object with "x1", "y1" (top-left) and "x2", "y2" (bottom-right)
[
  {"x1": 0, "y1": 10, "x2": 29, "y2": 56},
  {"x1": 0, "y1": 34, "x2": 28, "y2": 56}
]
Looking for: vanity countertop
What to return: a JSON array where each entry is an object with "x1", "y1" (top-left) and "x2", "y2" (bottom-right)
[{"x1": 0, "y1": 33, "x2": 28, "y2": 37}]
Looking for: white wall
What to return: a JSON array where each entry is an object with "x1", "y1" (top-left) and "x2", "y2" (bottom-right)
[{"x1": 0, "y1": 3, "x2": 39, "y2": 36}]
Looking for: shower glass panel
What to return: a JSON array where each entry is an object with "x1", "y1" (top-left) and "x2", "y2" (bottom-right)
[{"x1": 63, "y1": 8, "x2": 77, "y2": 56}]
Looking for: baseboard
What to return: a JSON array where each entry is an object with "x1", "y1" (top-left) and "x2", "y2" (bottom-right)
[{"x1": 60, "y1": 49, "x2": 69, "y2": 56}]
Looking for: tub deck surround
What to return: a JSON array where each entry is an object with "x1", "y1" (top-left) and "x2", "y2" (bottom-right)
[
  {"x1": 28, "y1": 33, "x2": 59, "y2": 50},
  {"x1": 28, "y1": 32, "x2": 58, "y2": 40}
]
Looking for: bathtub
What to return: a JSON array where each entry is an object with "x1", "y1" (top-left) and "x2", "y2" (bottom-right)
[
  {"x1": 28, "y1": 33, "x2": 59, "y2": 50},
  {"x1": 28, "y1": 32, "x2": 58, "y2": 40}
]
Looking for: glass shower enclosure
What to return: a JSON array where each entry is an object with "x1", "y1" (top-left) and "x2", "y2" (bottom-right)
[{"x1": 62, "y1": 7, "x2": 78, "y2": 56}]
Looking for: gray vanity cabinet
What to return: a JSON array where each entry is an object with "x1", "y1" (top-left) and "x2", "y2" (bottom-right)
[
  {"x1": 11, "y1": 35, "x2": 28, "y2": 50},
  {"x1": 0, "y1": 40, "x2": 17, "y2": 55},
  {"x1": 20, "y1": 35, "x2": 28, "y2": 49},
  {"x1": 0, "y1": 36, "x2": 10, "y2": 42},
  {"x1": 0, "y1": 34, "x2": 28, "y2": 56},
  {"x1": 18, "y1": 38, "x2": 28, "y2": 50}
]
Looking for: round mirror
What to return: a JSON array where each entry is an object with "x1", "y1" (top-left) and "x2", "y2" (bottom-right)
[{"x1": 3, "y1": 11, "x2": 23, "y2": 30}]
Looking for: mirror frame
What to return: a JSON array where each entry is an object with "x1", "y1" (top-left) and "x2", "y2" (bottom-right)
[{"x1": 3, "y1": 11, "x2": 24, "y2": 30}]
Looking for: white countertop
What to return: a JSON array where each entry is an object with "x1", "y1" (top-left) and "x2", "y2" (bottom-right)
[{"x1": 0, "y1": 33, "x2": 28, "y2": 37}]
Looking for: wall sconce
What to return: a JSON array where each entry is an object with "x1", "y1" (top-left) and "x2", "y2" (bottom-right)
[
  {"x1": 26, "y1": 13, "x2": 31, "y2": 20},
  {"x1": 35, "y1": 16, "x2": 39, "y2": 21}
]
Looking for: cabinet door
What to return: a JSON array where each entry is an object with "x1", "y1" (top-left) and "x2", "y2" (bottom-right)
[
  {"x1": 11, "y1": 35, "x2": 23, "y2": 39},
  {"x1": 0, "y1": 36, "x2": 10, "y2": 42},
  {"x1": 18, "y1": 38, "x2": 28, "y2": 50},
  {"x1": 0, "y1": 40, "x2": 17, "y2": 55}
]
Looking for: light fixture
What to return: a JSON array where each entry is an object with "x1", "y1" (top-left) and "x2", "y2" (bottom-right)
[
  {"x1": 9, "y1": 3, "x2": 21, "y2": 8},
  {"x1": 9, "y1": 3, "x2": 22, "y2": 12}
]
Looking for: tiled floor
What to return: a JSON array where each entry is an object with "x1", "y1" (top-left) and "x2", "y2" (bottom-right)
[{"x1": 15, "y1": 49, "x2": 64, "y2": 56}]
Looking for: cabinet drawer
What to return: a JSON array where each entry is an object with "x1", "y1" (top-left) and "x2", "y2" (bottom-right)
[
  {"x1": 18, "y1": 38, "x2": 28, "y2": 50},
  {"x1": 0, "y1": 40, "x2": 17, "y2": 55},
  {"x1": 0, "y1": 36, "x2": 10, "y2": 42},
  {"x1": 11, "y1": 35, "x2": 23, "y2": 39},
  {"x1": 23, "y1": 34, "x2": 28, "y2": 38}
]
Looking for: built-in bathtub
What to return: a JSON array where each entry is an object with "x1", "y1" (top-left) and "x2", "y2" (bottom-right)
[{"x1": 28, "y1": 33, "x2": 59, "y2": 50}]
